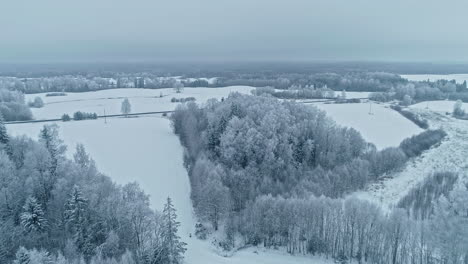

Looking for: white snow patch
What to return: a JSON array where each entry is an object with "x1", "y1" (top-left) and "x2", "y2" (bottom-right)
[{"x1": 314, "y1": 102, "x2": 423, "y2": 149}]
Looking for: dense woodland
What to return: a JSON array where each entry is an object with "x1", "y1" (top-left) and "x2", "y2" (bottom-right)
[
  {"x1": 170, "y1": 94, "x2": 466, "y2": 263},
  {"x1": 0, "y1": 121, "x2": 186, "y2": 264}
]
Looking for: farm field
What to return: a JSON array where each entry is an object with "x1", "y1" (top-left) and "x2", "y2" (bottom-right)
[
  {"x1": 26, "y1": 86, "x2": 253, "y2": 119},
  {"x1": 314, "y1": 102, "x2": 423, "y2": 149}
]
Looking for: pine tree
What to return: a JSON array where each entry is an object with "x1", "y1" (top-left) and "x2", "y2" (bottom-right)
[
  {"x1": 65, "y1": 186, "x2": 95, "y2": 260},
  {"x1": 39, "y1": 124, "x2": 64, "y2": 177},
  {"x1": 64, "y1": 185, "x2": 88, "y2": 231},
  {"x1": 0, "y1": 114, "x2": 12, "y2": 157},
  {"x1": 20, "y1": 196, "x2": 47, "y2": 233},
  {"x1": 161, "y1": 197, "x2": 186, "y2": 264}
]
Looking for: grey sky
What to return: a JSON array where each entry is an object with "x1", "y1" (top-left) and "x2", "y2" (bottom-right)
[{"x1": 1, "y1": 0, "x2": 467, "y2": 63}]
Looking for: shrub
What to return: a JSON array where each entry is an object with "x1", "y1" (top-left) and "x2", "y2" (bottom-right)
[
  {"x1": 62, "y1": 114, "x2": 71, "y2": 121},
  {"x1": 453, "y1": 100, "x2": 466, "y2": 117},
  {"x1": 251, "y1": 86, "x2": 275, "y2": 96},
  {"x1": 367, "y1": 147, "x2": 407, "y2": 177},
  {"x1": 195, "y1": 223, "x2": 208, "y2": 240},
  {"x1": 45, "y1": 92, "x2": 67, "y2": 97},
  {"x1": 399, "y1": 129, "x2": 446, "y2": 158},
  {"x1": 0, "y1": 102, "x2": 33, "y2": 121},
  {"x1": 73, "y1": 111, "x2": 98, "y2": 120},
  {"x1": 28, "y1": 97, "x2": 44, "y2": 108},
  {"x1": 391, "y1": 105, "x2": 429, "y2": 129},
  {"x1": 171, "y1": 97, "x2": 196, "y2": 103}
]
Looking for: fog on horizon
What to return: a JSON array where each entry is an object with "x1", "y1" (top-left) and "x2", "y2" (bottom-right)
[{"x1": 1, "y1": 0, "x2": 468, "y2": 63}]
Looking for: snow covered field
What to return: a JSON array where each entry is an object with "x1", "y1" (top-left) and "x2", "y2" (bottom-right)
[
  {"x1": 314, "y1": 102, "x2": 423, "y2": 149},
  {"x1": 26, "y1": 86, "x2": 253, "y2": 119},
  {"x1": 401, "y1": 73, "x2": 468, "y2": 84},
  {"x1": 411, "y1": 100, "x2": 467, "y2": 113},
  {"x1": 9, "y1": 87, "x2": 335, "y2": 264}
]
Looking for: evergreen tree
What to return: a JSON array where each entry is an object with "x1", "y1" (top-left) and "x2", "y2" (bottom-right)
[
  {"x1": 13, "y1": 247, "x2": 30, "y2": 264},
  {"x1": 20, "y1": 196, "x2": 47, "y2": 233},
  {"x1": 0, "y1": 114, "x2": 12, "y2": 157},
  {"x1": 64, "y1": 186, "x2": 95, "y2": 260},
  {"x1": 161, "y1": 197, "x2": 186, "y2": 264},
  {"x1": 64, "y1": 185, "x2": 88, "y2": 231},
  {"x1": 39, "y1": 124, "x2": 64, "y2": 177}
]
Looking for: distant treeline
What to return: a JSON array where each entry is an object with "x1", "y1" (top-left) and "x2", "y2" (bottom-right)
[
  {"x1": 371, "y1": 79, "x2": 468, "y2": 103},
  {"x1": 0, "y1": 89, "x2": 32, "y2": 121},
  {"x1": 1, "y1": 69, "x2": 467, "y2": 105}
]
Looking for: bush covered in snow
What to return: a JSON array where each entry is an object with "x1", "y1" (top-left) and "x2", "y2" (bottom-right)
[
  {"x1": 0, "y1": 89, "x2": 32, "y2": 121},
  {"x1": 399, "y1": 129, "x2": 446, "y2": 158}
]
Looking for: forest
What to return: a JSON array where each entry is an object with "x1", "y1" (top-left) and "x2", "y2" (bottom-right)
[
  {"x1": 171, "y1": 93, "x2": 466, "y2": 263},
  {"x1": 0, "y1": 121, "x2": 186, "y2": 264},
  {"x1": 0, "y1": 89, "x2": 32, "y2": 121}
]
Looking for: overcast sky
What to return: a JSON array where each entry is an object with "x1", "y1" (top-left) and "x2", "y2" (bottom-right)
[{"x1": 1, "y1": 0, "x2": 467, "y2": 63}]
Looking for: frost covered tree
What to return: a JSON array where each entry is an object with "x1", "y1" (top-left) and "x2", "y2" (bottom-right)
[
  {"x1": 0, "y1": 114, "x2": 12, "y2": 156},
  {"x1": 73, "y1": 144, "x2": 97, "y2": 178},
  {"x1": 20, "y1": 196, "x2": 47, "y2": 233},
  {"x1": 453, "y1": 100, "x2": 465, "y2": 117},
  {"x1": 121, "y1": 98, "x2": 131, "y2": 117},
  {"x1": 161, "y1": 197, "x2": 186, "y2": 264},
  {"x1": 13, "y1": 247, "x2": 30, "y2": 264},
  {"x1": 28, "y1": 96, "x2": 44, "y2": 108},
  {"x1": 402, "y1": 94, "x2": 412, "y2": 106},
  {"x1": 197, "y1": 170, "x2": 229, "y2": 231},
  {"x1": 64, "y1": 185, "x2": 88, "y2": 232},
  {"x1": 173, "y1": 82, "x2": 184, "y2": 93}
]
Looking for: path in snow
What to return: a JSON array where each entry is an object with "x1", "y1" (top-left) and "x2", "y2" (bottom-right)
[{"x1": 354, "y1": 109, "x2": 468, "y2": 211}]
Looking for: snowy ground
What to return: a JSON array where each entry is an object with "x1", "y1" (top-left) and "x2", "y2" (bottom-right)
[
  {"x1": 313, "y1": 102, "x2": 423, "y2": 149},
  {"x1": 411, "y1": 100, "x2": 467, "y2": 113},
  {"x1": 401, "y1": 73, "x2": 468, "y2": 84},
  {"x1": 26, "y1": 86, "x2": 253, "y2": 120},
  {"x1": 9, "y1": 87, "x2": 334, "y2": 264},
  {"x1": 353, "y1": 109, "x2": 468, "y2": 211}
]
